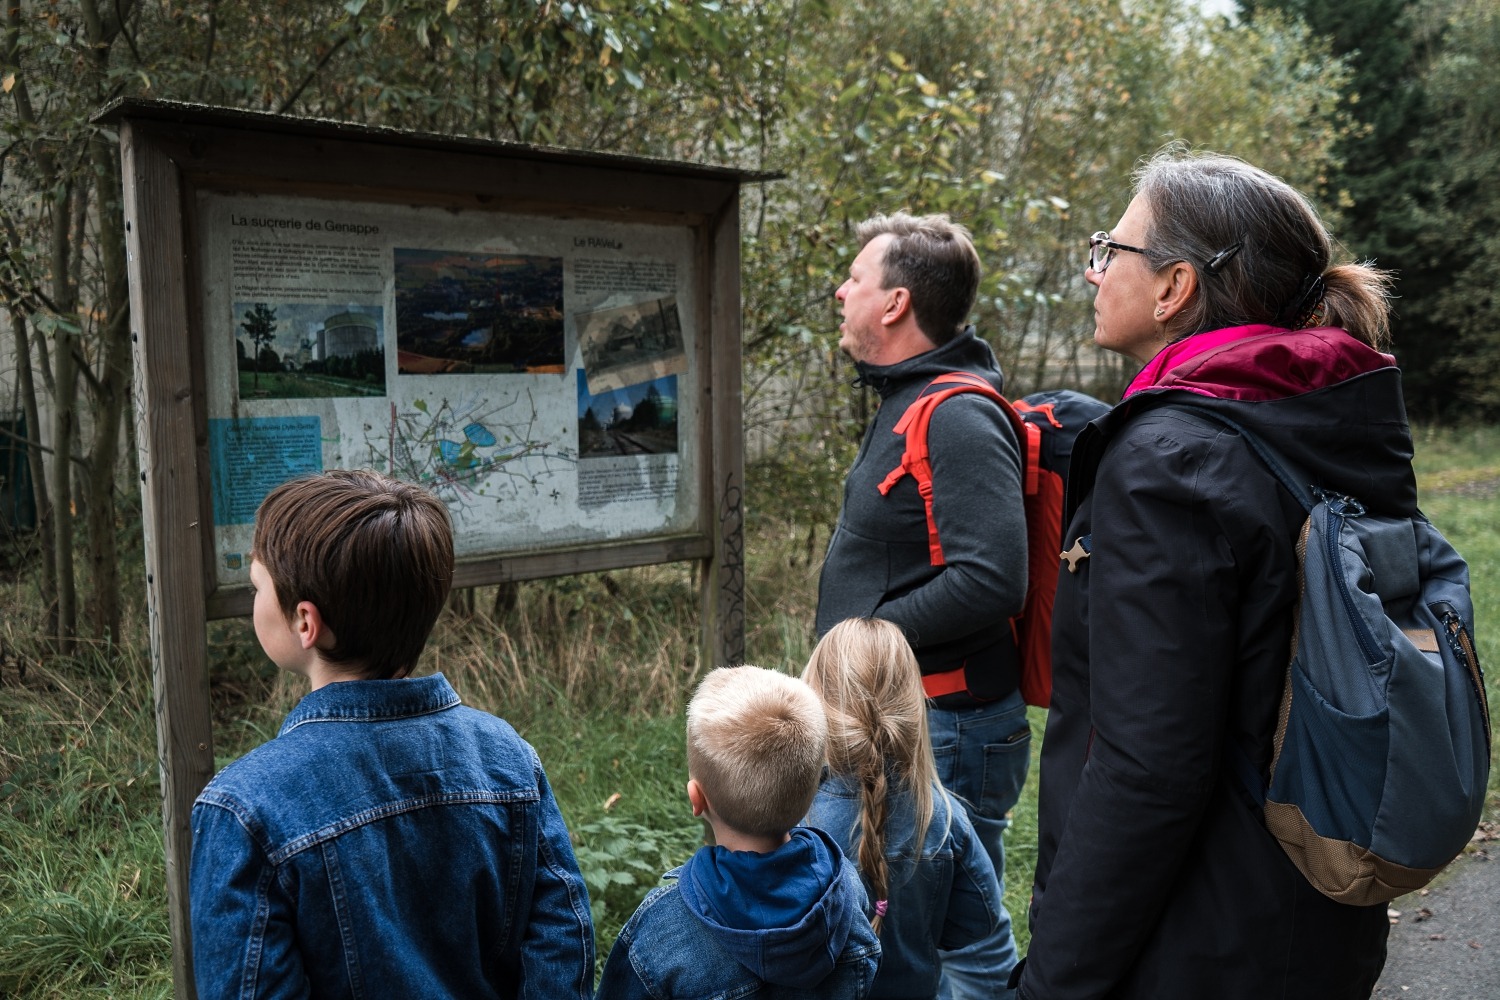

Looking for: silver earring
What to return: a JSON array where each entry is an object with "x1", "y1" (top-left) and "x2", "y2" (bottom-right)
[{"x1": 1155, "y1": 308, "x2": 1165, "y2": 318}]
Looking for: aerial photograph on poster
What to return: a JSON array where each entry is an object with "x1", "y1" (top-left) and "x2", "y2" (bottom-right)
[
  {"x1": 233, "y1": 302, "x2": 386, "y2": 400},
  {"x1": 576, "y1": 369, "x2": 679, "y2": 459},
  {"x1": 575, "y1": 293, "x2": 686, "y2": 392},
  {"x1": 394, "y1": 248, "x2": 565, "y2": 375}
]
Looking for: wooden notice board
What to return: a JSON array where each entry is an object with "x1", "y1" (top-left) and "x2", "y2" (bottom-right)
[{"x1": 96, "y1": 98, "x2": 767, "y2": 998}]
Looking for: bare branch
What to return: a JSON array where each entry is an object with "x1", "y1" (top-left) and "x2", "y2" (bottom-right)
[
  {"x1": 196, "y1": 0, "x2": 220, "y2": 101},
  {"x1": 277, "y1": 30, "x2": 354, "y2": 115}
]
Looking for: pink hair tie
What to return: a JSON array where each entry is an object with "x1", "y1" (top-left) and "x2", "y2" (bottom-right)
[{"x1": 874, "y1": 899, "x2": 888, "y2": 917}]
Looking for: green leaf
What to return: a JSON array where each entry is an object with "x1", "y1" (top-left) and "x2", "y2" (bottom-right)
[{"x1": 836, "y1": 81, "x2": 865, "y2": 105}]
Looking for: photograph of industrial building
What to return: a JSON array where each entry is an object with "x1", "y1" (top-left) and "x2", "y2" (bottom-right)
[
  {"x1": 574, "y1": 294, "x2": 686, "y2": 392},
  {"x1": 233, "y1": 302, "x2": 387, "y2": 400}
]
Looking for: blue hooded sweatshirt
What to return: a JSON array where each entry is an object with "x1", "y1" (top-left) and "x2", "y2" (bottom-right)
[{"x1": 596, "y1": 826, "x2": 882, "y2": 999}]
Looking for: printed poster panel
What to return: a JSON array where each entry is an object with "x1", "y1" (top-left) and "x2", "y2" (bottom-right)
[{"x1": 199, "y1": 192, "x2": 700, "y2": 588}]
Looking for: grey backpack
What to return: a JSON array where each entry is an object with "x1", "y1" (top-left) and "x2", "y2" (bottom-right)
[{"x1": 1181, "y1": 407, "x2": 1491, "y2": 905}]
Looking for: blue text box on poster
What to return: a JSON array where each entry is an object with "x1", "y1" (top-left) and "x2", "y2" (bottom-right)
[{"x1": 209, "y1": 416, "x2": 323, "y2": 526}]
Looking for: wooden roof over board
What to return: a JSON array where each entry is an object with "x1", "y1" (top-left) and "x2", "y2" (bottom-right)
[{"x1": 93, "y1": 98, "x2": 784, "y2": 185}]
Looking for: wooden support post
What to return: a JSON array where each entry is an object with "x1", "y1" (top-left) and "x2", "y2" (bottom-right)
[
  {"x1": 703, "y1": 190, "x2": 747, "y2": 670},
  {"x1": 120, "y1": 120, "x2": 215, "y2": 1000}
]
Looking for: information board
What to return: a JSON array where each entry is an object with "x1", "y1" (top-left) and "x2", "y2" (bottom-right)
[
  {"x1": 100, "y1": 98, "x2": 767, "y2": 1000},
  {"x1": 198, "y1": 192, "x2": 702, "y2": 583}
]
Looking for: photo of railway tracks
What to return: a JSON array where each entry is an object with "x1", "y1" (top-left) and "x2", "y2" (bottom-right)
[{"x1": 576, "y1": 369, "x2": 679, "y2": 459}]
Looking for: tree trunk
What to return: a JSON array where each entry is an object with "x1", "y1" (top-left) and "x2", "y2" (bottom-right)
[
  {"x1": 7, "y1": 305, "x2": 57, "y2": 624},
  {"x1": 51, "y1": 326, "x2": 77, "y2": 654},
  {"x1": 85, "y1": 134, "x2": 130, "y2": 648},
  {"x1": 49, "y1": 184, "x2": 78, "y2": 654}
]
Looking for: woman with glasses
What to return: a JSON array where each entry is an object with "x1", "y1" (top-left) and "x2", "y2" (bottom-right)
[{"x1": 1015, "y1": 150, "x2": 1403, "y2": 999}]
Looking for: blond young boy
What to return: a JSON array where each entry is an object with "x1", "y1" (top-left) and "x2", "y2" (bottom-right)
[
  {"x1": 597, "y1": 666, "x2": 882, "y2": 1000},
  {"x1": 189, "y1": 470, "x2": 593, "y2": 1000}
]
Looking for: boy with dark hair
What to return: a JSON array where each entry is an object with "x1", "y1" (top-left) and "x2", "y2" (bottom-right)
[
  {"x1": 596, "y1": 666, "x2": 882, "y2": 1000},
  {"x1": 189, "y1": 469, "x2": 593, "y2": 1000}
]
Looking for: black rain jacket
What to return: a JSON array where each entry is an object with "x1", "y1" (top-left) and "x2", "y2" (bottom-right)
[{"x1": 1021, "y1": 326, "x2": 1407, "y2": 999}]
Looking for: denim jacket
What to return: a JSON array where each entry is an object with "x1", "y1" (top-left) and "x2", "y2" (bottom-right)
[
  {"x1": 596, "y1": 826, "x2": 882, "y2": 999},
  {"x1": 189, "y1": 674, "x2": 593, "y2": 1000},
  {"x1": 804, "y1": 775, "x2": 1001, "y2": 999}
]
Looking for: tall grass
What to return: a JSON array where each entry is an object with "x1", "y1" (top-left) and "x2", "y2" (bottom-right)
[
  {"x1": 1, "y1": 424, "x2": 1494, "y2": 994},
  {"x1": 0, "y1": 639, "x2": 173, "y2": 998}
]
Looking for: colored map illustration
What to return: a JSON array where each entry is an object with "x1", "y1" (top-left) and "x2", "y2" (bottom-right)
[{"x1": 365, "y1": 390, "x2": 574, "y2": 509}]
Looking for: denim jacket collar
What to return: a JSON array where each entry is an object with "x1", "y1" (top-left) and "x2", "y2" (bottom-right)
[{"x1": 279, "y1": 673, "x2": 461, "y2": 736}]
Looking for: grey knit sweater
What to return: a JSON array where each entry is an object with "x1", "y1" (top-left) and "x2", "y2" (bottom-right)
[{"x1": 815, "y1": 328, "x2": 1027, "y2": 701}]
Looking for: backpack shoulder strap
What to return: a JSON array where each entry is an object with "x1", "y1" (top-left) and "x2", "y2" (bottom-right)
[
  {"x1": 879, "y1": 372, "x2": 1020, "y2": 566},
  {"x1": 1161, "y1": 402, "x2": 1320, "y2": 806},
  {"x1": 1159, "y1": 403, "x2": 1317, "y2": 514}
]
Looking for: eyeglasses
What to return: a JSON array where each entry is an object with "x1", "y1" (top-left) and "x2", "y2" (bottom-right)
[{"x1": 1088, "y1": 231, "x2": 1149, "y2": 273}]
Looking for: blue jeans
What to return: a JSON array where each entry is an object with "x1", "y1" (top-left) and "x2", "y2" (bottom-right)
[{"x1": 929, "y1": 689, "x2": 1031, "y2": 1000}]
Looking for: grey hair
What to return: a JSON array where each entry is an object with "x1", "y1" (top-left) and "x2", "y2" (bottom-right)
[{"x1": 1134, "y1": 150, "x2": 1393, "y2": 350}]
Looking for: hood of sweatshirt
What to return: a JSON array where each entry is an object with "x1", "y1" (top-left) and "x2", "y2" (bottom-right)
[
  {"x1": 1077, "y1": 324, "x2": 1417, "y2": 517},
  {"x1": 676, "y1": 826, "x2": 861, "y2": 990}
]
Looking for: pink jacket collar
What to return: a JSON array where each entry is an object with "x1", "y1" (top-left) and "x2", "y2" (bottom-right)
[{"x1": 1123, "y1": 325, "x2": 1396, "y2": 402}]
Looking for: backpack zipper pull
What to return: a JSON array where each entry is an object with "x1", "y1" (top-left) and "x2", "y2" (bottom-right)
[{"x1": 1312, "y1": 486, "x2": 1366, "y2": 517}]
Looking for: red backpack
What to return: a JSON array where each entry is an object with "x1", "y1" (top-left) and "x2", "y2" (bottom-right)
[{"x1": 878, "y1": 372, "x2": 1109, "y2": 707}]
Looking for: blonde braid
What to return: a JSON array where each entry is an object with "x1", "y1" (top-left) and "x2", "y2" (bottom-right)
[
  {"x1": 859, "y1": 762, "x2": 892, "y2": 935},
  {"x1": 804, "y1": 618, "x2": 942, "y2": 934}
]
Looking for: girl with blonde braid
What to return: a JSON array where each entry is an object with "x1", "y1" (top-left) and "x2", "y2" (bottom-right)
[{"x1": 803, "y1": 617, "x2": 1004, "y2": 999}]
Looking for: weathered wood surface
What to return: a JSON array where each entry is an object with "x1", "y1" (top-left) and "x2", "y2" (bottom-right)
[
  {"x1": 703, "y1": 191, "x2": 747, "y2": 669},
  {"x1": 206, "y1": 534, "x2": 715, "y2": 618},
  {"x1": 120, "y1": 119, "x2": 215, "y2": 1000}
]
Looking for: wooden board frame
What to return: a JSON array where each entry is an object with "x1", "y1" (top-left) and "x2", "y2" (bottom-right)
[{"x1": 99, "y1": 98, "x2": 763, "y2": 999}]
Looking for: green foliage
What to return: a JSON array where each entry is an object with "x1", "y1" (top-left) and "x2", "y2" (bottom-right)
[
  {"x1": 733, "y1": 0, "x2": 1352, "y2": 480},
  {"x1": 571, "y1": 814, "x2": 702, "y2": 948},
  {"x1": 1243, "y1": 0, "x2": 1431, "y2": 243},
  {"x1": 1240, "y1": 0, "x2": 1500, "y2": 416},
  {"x1": 1408, "y1": 0, "x2": 1500, "y2": 415}
]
